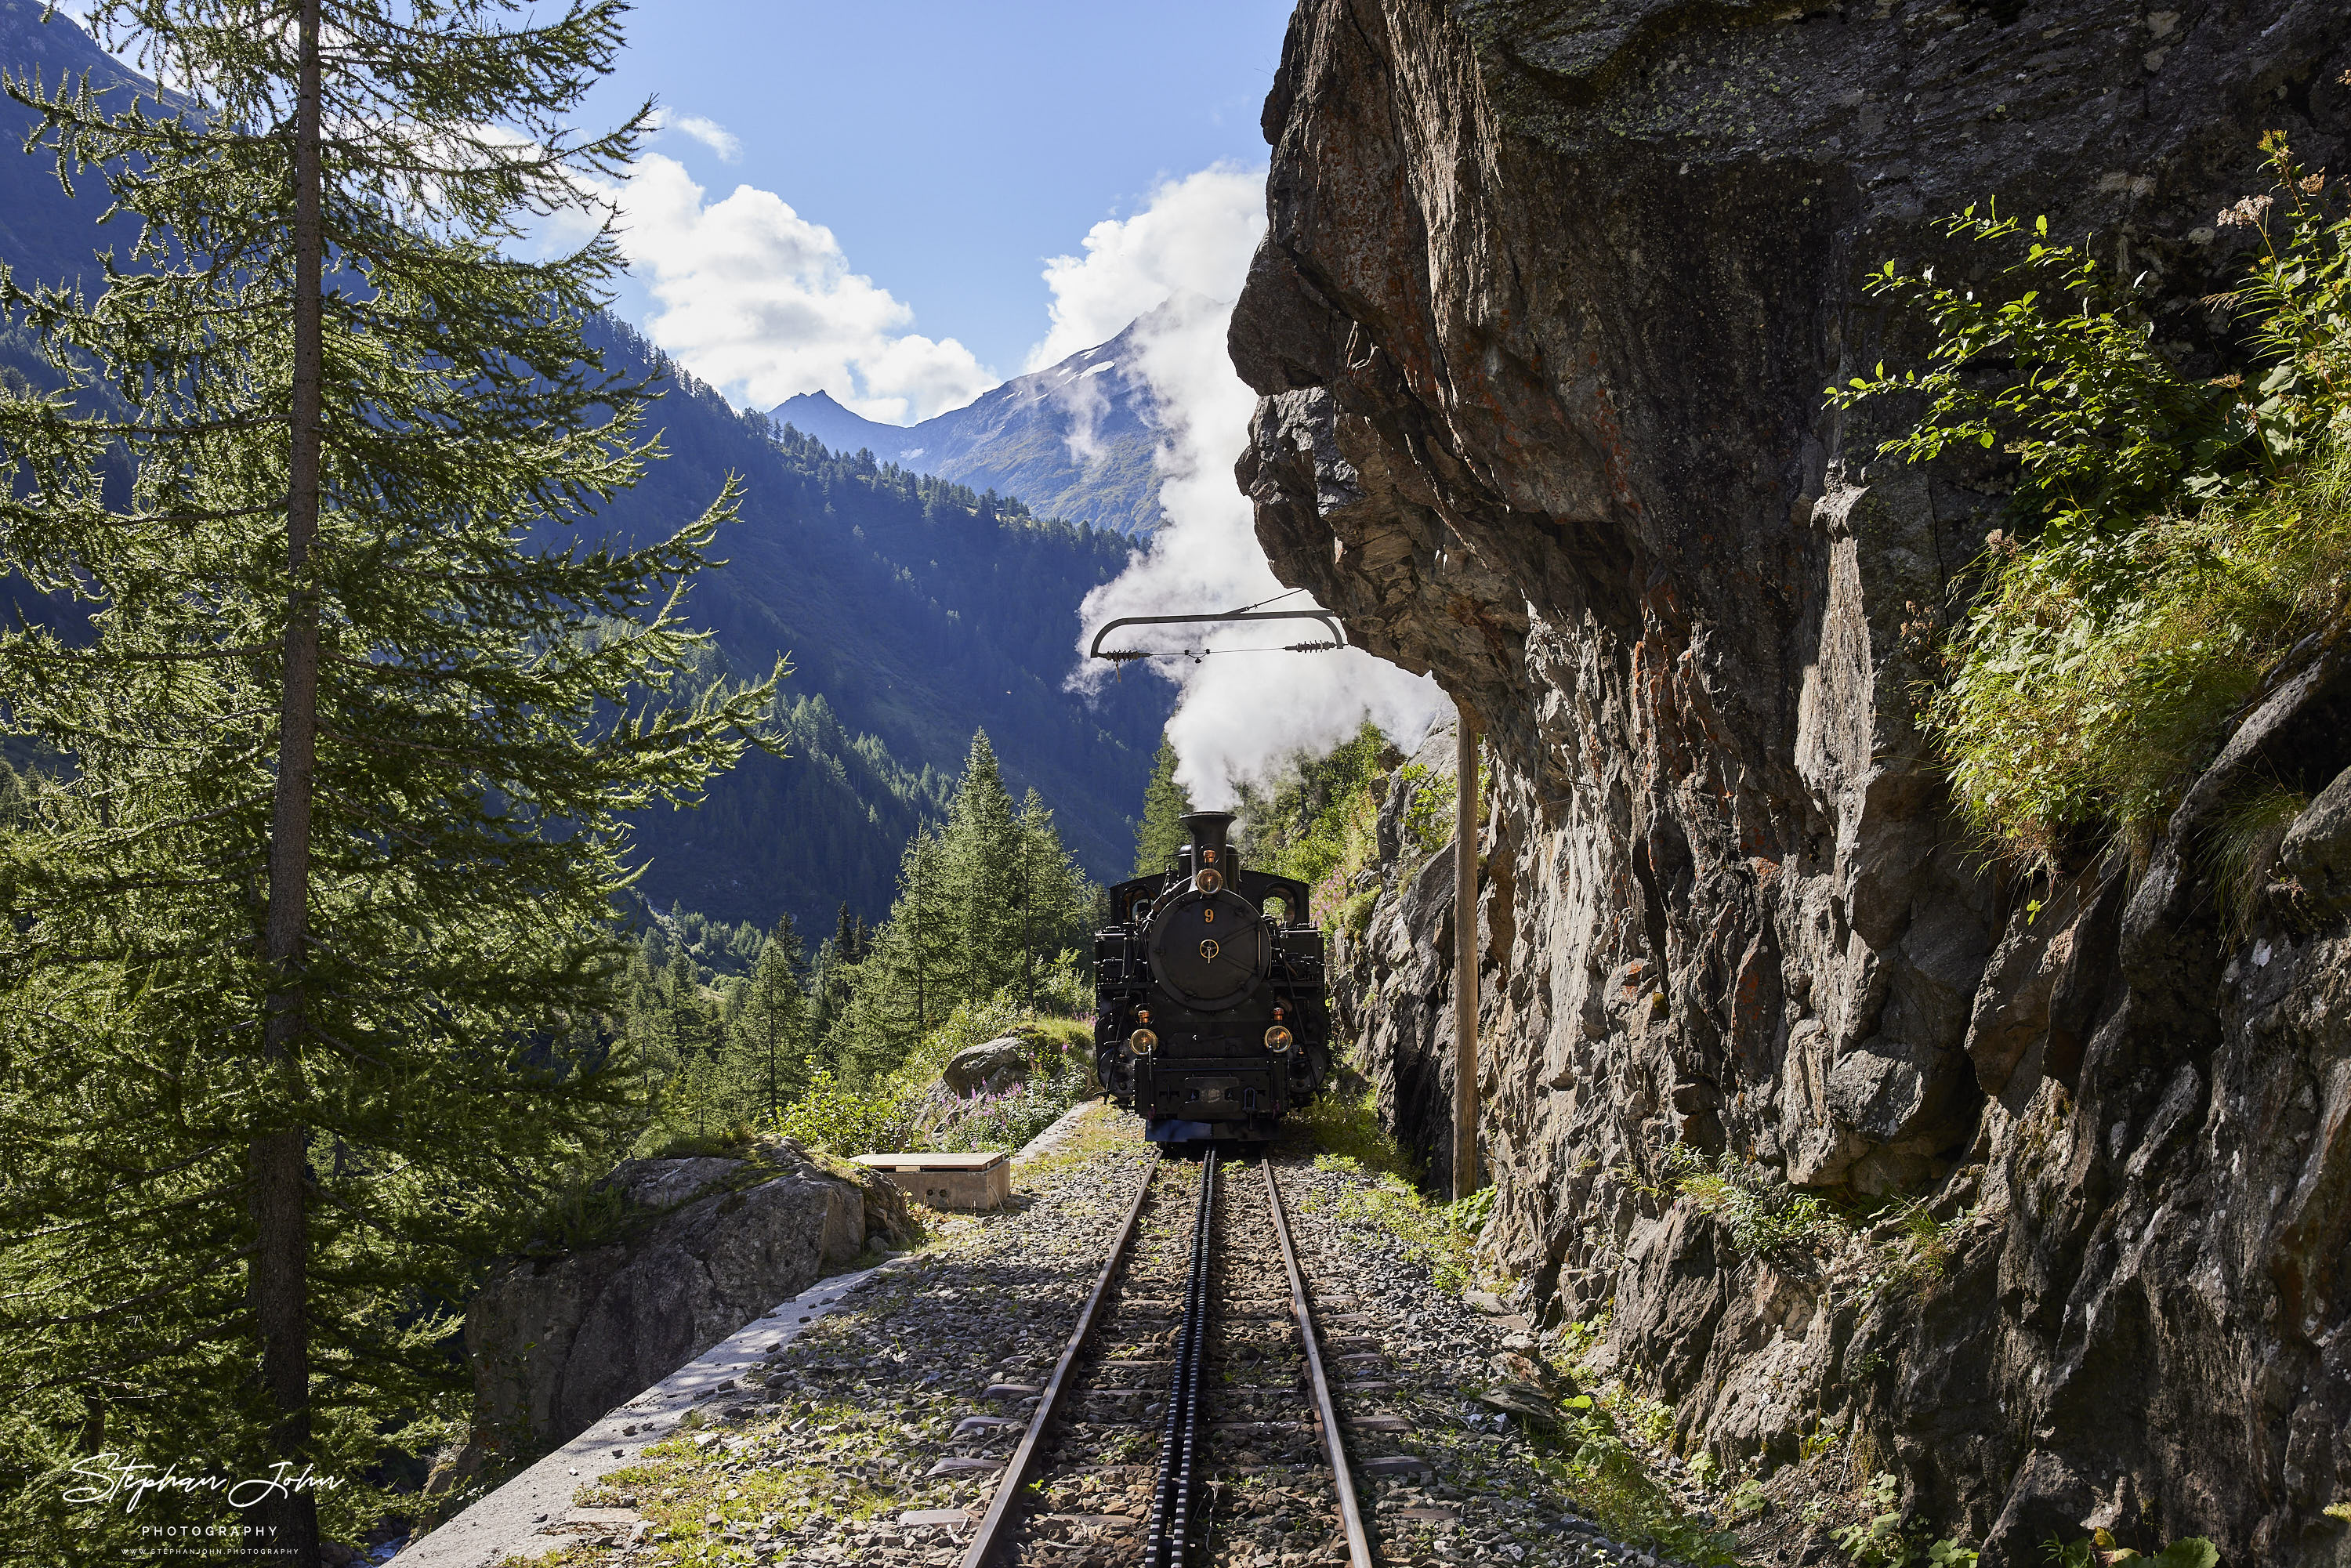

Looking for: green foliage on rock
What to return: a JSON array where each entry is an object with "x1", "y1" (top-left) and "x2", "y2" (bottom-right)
[
  {"x1": 1830, "y1": 138, "x2": 2351, "y2": 869},
  {"x1": 2044, "y1": 1532, "x2": 2218, "y2": 1567},
  {"x1": 772, "y1": 997, "x2": 1095, "y2": 1160},
  {"x1": 1235, "y1": 719, "x2": 1396, "y2": 923},
  {"x1": 1396, "y1": 759, "x2": 1464, "y2": 860},
  {"x1": 1666, "y1": 1146, "x2": 1837, "y2": 1257},
  {"x1": 1238, "y1": 720, "x2": 1388, "y2": 887}
]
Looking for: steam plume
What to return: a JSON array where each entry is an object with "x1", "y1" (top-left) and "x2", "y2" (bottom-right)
[{"x1": 1053, "y1": 172, "x2": 1443, "y2": 807}]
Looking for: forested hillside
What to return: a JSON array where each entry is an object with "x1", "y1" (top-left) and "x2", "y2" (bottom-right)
[
  {"x1": 0, "y1": 0, "x2": 1172, "y2": 943},
  {"x1": 580, "y1": 315, "x2": 1168, "y2": 934}
]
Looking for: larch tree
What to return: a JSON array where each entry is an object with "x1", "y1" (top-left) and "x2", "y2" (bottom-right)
[{"x1": 0, "y1": 0, "x2": 770, "y2": 1561}]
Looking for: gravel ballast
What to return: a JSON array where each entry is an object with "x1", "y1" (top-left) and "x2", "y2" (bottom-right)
[{"x1": 491, "y1": 1106, "x2": 1727, "y2": 1567}]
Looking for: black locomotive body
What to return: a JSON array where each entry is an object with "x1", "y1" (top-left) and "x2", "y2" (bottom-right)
[{"x1": 1093, "y1": 810, "x2": 1331, "y2": 1143}]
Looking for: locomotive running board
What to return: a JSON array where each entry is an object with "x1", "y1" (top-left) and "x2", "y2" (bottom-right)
[{"x1": 1088, "y1": 609, "x2": 1348, "y2": 662}]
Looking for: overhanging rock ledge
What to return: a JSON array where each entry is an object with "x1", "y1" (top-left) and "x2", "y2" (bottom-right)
[{"x1": 1228, "y1": 0, "x2": 2351, "y2": 1559}]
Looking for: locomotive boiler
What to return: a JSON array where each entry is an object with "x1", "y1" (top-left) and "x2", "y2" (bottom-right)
[{"x1": 1093, "y1": 810, "x2": 1331, "y2": 1142}]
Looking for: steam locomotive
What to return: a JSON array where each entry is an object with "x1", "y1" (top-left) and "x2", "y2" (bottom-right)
[{"x1": 1093, "y1": 810, "x2": 1332, "y2": 1143}]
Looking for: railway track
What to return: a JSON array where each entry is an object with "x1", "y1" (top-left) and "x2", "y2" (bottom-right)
[{"x1": 960, "y1": 1150, "x2": 1379, "y2": 1568}]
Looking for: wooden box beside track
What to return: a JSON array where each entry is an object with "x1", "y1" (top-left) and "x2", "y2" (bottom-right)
[{"x1": 852, "y1": 1151, "x2": 1011, "y2": 1211}]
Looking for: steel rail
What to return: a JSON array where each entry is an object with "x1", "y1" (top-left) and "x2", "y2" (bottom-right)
[
  {"x1": 959, "y1": 1152, "x2": 1162, "y2": 1568},
  {"x1": 1148, "y1": 1148, "x2": 1219, "y2": 1567},
  {"x1": 1264, "y1": 1160, "x2": 1377, "y2": 1568}
]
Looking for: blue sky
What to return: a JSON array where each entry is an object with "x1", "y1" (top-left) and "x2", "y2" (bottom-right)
[{"x1": 577, "y1": 0, "x2": 1295, "y2": 419}]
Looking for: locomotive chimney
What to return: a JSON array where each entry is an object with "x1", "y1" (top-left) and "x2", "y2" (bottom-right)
[{"x1": 1180, "y1": 811, "x2": 1235, "y2": 888}]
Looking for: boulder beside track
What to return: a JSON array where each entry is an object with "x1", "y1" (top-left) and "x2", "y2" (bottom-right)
[{"x1": 433, "y1": 1139, "x2": 912, "y2": 1490}]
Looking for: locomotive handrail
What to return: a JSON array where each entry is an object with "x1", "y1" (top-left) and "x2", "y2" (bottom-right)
[{"x1": 1088, "y1": 609, "x2": 1348, "y2": 661}]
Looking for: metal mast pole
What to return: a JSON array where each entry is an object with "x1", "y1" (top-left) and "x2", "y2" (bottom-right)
[{"x1": 1454, "y1": 707, "x2": 1480, "y2": 1200}]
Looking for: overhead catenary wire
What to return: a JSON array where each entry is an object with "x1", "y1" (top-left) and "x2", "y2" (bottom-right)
[
  {"x1": 1098, "y1": 641, "x2": 1344, "y2": 662},
  {"x1": 1089, "y1": 608, "x2": 1346, "y2": 663},
  {"x1": 1217, "y1": 585, "x2": 1312, "y2": 617}
]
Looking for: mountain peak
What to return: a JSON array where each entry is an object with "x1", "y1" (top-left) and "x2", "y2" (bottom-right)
[
  {"x1": 772, "y1": 389, "x2": 900, "y2": 458},
  {"x1": 771, "y1": 320, "x2": 1164, "y2": 534}
]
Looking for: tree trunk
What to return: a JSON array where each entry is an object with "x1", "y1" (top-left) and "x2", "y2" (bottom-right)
[{"x1": 250, "y1": 0, "x2": 325, "y2": 1559}]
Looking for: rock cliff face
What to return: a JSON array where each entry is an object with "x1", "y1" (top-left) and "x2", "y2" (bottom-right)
[{"x1": 1230, "y1": 0, "x2": 2351, "y2": 1560}]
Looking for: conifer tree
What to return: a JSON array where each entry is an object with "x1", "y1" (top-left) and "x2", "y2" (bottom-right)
[
  {"x1": 806, "y1": 902, "x2": 861, "y2": 1057},
  {"x1": 898, "y1": 832, "x2": 950, "y2": 1039},
  {"x1": 943, "y1": 730, "x2": 1019, "y2": 1007},
  {"x1": 861, "y1": 827, "x2": 952, "y2": 1047},
  {"x1": 0, "y1": 1, "x2": 768, "y2": 1559},
  {"x1": 1135, "y1": 734, "x2": 1194, "y2": 875},
  {"x1": 1014, "y1": 788, "x2": 1092, "y2": 1009},
  {"x1": 731, "y1": 916, "x2": 809, "y2": 1122},
  {"x1": 824, "y1": 734, "x2": 1098, "y2": 1075}
]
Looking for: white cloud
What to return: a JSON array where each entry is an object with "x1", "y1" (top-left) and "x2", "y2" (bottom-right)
[
  {"x1": 1060, "y1": 172, "x2": 1445, "y2": 806},
  {"x1": 1026, "y1": 165, "x2": 1269, "y2": 371},
  {"x1": 650, "y1": 108, "x2": 743, "y2": 164},
  {"x1": 603, "y1": 155, "x2": 994, "y2": 422}
]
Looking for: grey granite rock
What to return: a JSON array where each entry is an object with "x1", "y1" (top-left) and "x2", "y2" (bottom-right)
[
  {"x1": 941, "y1": 1036, "x2": 1034, "y2": 1097},
  {"x1": 1230, "y1": 0, "x2": 2351, "y2": 1559},
  {"x1": 2284, "y1": 766, "x2": 2351, "y2": 919},
  {"x1": 460, "y1": 1139, "x2": 911, "y2": 1458}
]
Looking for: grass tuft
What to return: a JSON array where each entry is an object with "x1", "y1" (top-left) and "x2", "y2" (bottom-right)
[
  {"x1": 1667, "y1": 1146, "x2": 1837, "y2": 1257},
  {"x1": 1293, "y1": 1082, "x2": 1422, "y2": 1186},
  {"x1": 2205, "y1": 780, "x2": 2311, "y2": 936}
]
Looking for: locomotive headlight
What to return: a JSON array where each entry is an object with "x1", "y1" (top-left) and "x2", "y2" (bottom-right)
[
  {"x1": 1193, "y1": 868, "x2": 1223, "y2": 894},
  {"x1": 1263, "y1": 1024, "x2": 1293, "y2": 1052},
  {"x1": 1129, "y1": 1027, "x2": 1158, "y2": 1056}
]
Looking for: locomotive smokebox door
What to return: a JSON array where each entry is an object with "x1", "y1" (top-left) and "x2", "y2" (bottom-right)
[{"x1": 1145, "y1": 819, "x2": 1273, "y2": 1012}]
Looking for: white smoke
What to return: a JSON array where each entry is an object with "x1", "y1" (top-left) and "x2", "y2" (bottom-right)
[{"x1": 1052, "y1": 170, "x2": 1444, "y2": 807}]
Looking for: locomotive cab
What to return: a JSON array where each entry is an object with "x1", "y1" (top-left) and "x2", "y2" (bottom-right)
[{"x1": 1093, "y1": 810, "x2": 1331, "y2": 1143}]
